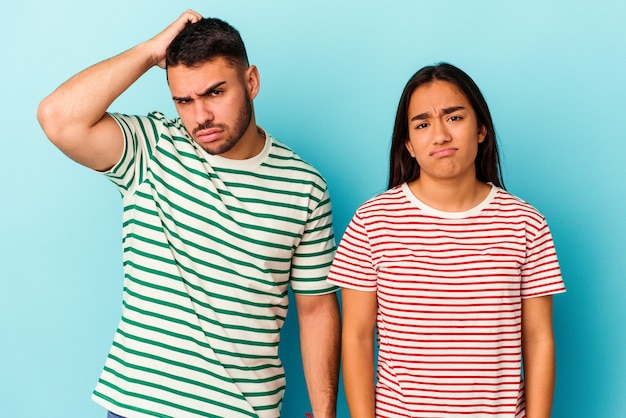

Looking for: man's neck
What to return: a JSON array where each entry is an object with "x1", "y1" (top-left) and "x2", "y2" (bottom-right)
[{"x1": 222, "y1": 122, "x2": 265, "y2": 160}]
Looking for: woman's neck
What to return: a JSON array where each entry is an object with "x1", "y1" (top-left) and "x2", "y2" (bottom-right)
[{"x1": 407, "y1": 176, "x2": 491, "y2": 212}]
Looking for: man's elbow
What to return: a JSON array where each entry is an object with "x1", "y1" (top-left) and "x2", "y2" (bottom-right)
[
  {"x1": 37, "y1": 96, "x2": 90, "y2": 160},
  {"x1": 37, "y1": 96, "x2": 66, "y2": 146}
]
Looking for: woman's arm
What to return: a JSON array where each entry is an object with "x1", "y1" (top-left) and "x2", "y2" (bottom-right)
[
  {"x1": 521, "y1": 295, "x2": 556, "y2": 418},
  {"x1": 340, "y1": 288, "x2": 378, "y2": 417}
]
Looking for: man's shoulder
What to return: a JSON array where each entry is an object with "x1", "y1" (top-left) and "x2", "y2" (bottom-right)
[
  {"x1": 110, "y1": 111, "x2": 187, "y2": 134},
  {"x1": 266, "y1": 135, "x2": 300, "y2": 159},
  {"x1": 147, "y1": 111, "x2": 187, "y2": 131},
  {"x1": 265, "y1": 134, "x2": 327, "y2": 185}
]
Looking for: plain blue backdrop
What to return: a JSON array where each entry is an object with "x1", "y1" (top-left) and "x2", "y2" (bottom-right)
[{"x1": 1, "y1": 1, "x2": 625, "y2": 417}]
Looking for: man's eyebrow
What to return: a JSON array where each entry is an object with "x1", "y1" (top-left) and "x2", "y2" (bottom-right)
[
  {"x1": 198, "y1": 81, "x2": 226, "y2": 96},
  {"x1": 172, "y1": 81, "x2": 226, "y2": 101},
  {"x1": 410, "y1": 106, "x2": 466, "y2": 122}
]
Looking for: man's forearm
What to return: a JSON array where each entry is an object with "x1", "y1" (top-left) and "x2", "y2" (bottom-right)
[{"x1": 296, "y1": 293, "x2": 341, "y2": 418}]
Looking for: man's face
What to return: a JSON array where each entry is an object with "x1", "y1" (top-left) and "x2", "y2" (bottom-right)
[{"x1": 168, "y1": 57, "x2": 259, "y2": 159}]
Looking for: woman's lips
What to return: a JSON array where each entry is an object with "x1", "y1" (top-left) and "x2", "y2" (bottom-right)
[{"x1": 430, "y1": 147, "x2": 457, "y2": 157}]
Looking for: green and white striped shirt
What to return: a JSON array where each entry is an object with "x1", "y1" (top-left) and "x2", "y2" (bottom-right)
[{"x1": 93, "y1": 111, "x2": 337, "y2": 418}]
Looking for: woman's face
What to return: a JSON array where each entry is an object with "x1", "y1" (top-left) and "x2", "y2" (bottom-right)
[{"x1": 405, "y1": 80, "x2": 486, "y2": 184}]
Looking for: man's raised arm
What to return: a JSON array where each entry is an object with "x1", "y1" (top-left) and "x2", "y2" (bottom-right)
[{"x1": 37, "y1": 10, "x2": 202, "y2": 171}]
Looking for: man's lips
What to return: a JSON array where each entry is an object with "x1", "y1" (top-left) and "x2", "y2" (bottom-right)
[
  {"x1": 430, "y1": 147, "x2": 457, "y2": 157},
  {"x1": 195, "y1": 128, "x2": 223, "y2": 143}
]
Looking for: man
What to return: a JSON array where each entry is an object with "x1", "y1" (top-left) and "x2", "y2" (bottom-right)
[{"x1": 38, "y1": 10, "x2": 340, "y2": 418}]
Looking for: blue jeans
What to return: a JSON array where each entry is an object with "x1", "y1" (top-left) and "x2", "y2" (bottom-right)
[{"x1": 107, "y1": 412, "x2": 125, "y2": 418}]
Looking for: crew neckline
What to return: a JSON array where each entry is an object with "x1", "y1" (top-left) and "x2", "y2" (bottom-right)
[
  {"x1": 401, "y1": 182, "x2": 497, "y2": 219},
  {"x1": 201, "y1": 128, "x2": 271, "y2": 170}
]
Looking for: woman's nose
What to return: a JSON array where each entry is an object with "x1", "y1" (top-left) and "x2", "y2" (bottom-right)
[{"x1": 432, "y1": 120, "x2": 452, "y2": 144}]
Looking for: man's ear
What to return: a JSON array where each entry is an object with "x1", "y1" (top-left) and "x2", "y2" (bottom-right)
[{"x1": 245, "y1": 65, "x2": 260, "y2": 100}]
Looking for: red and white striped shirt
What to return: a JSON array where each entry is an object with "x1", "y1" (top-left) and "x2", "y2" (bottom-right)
[{"x1": 328, "y1": 184, "x2": 565, "y2": 417}]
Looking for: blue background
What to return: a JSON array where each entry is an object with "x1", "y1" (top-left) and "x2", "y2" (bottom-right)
[{"x1": 1, "y1": 1, "x2": 625, "y2": 417}]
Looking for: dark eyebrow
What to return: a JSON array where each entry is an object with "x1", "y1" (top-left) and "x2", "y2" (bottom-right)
[
  {"x1": 172, "y1": 81, "x2": 226, "y2": 102},
  {"x1": 410, "y1": 106, "x2": 466, "y2": 122},
  {"x1": 442, "y1": 106, "x2": 465, "y2": 115}
]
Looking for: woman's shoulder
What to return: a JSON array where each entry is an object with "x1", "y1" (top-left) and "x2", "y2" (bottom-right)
[
  {"x1": 490, "y1": 187, "x2": 547, "y2": 224},
  {"x1": 355, "y1": 185, "x2": 408, "y2": 215}
]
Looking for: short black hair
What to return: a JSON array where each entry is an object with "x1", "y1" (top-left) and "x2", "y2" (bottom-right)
[{"x1": 166, "y1": 17, "x2": 249, "y2": 69}]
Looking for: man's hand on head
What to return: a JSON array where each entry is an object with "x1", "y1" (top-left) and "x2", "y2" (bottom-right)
[{"x1": 147, "y1": 9, "x2": 203, "y2": 69}]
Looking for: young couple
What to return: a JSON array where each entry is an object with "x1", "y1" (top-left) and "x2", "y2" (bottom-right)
[{"x1": 38, "y1": 10, "x2": 564, "y2": 418}]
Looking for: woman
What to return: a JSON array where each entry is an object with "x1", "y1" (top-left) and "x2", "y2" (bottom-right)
[{"x1": 328, "y1": 63, "x2": 565, "y2": 418}]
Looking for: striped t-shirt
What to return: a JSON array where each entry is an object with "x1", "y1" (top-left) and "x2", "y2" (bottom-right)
[
  {"x1": 328, "y1": 183, "x2": 565, "y2": 418},
  {"x1": 93, "y1": 111, "x2": 337, "y2": 418}
]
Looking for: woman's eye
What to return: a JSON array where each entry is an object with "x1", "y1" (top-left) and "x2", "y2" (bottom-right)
[
  {"x1": 449, "y1": 115, "x2": 462, "y2": 121},
  {"x1": 415, "y1": 123, "x2": 428, "y2": 129}
]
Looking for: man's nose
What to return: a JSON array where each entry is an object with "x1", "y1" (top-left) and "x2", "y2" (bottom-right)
[{"x1": 194, "y1": 101, "x2": 214, "y2": 126}]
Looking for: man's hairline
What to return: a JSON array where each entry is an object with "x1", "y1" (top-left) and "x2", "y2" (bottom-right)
[
  {"x1": 166, "y1": 54, "x2": 248, "y2": 70},
  {"x1": 165, "y1": 55, "x2": 250, "y2": 82}
]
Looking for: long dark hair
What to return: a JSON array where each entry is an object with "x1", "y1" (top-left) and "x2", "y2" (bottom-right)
[{"x1": 388, "y1": 63, "x2": 504, "y2": 189}]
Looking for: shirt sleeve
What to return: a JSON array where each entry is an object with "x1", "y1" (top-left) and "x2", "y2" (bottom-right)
[
  {"x1": 289, "y1": 186, "x2": 338, "y2": 295},
  {"x1": 103, "y1": 112, "x2": 157, "y2": 197},
  {"x1": 520, "y1": 218, "x2": 566, "y2": 298},
  {"x1": 327, "y1": 210, "x2": 377, "y2": 292}
]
